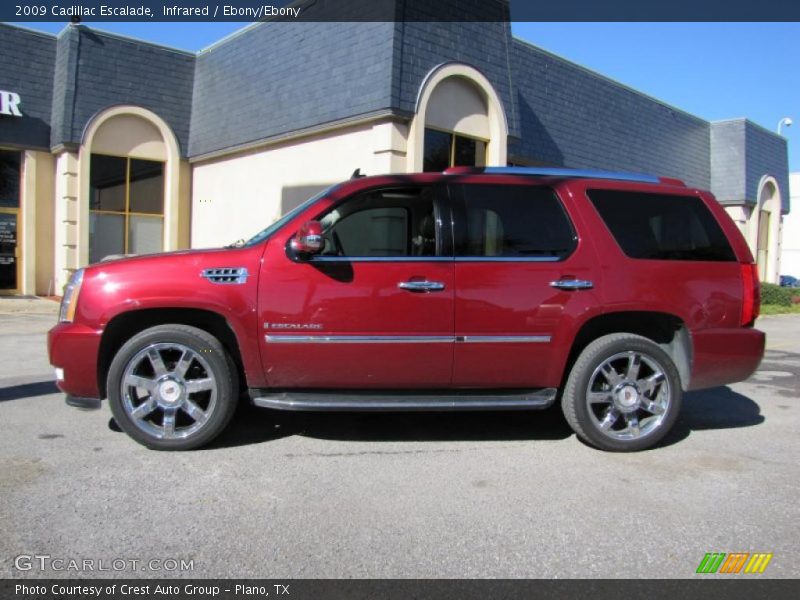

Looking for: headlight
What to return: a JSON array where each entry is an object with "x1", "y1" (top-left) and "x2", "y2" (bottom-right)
[{"x1": 58, "y1": 268, "x2": 85, "y2": 322}]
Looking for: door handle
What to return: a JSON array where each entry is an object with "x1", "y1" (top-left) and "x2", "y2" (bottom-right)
[
  {"x1": 550, "y1": 279, "x2": 594, "y2": 290},
  {"x1": 398, "y1": 280, "x2": 446, "y2": 292}
]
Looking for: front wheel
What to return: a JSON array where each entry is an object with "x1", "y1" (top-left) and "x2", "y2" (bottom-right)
[
  {"x1": 561, "y1": 333, "x2": 682, "y2": 452},
  {"x1": 107, "y1": 325, "x2": 238, "y2": 450}
]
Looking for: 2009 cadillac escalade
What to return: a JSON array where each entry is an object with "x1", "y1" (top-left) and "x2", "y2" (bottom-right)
[{"x1": 48, "y1": 167, "x2": 765, "y2": 451}]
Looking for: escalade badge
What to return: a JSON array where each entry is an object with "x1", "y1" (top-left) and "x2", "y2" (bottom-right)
[{"x1": 264, "y1": 323, "x2": 323, "y2": 330}]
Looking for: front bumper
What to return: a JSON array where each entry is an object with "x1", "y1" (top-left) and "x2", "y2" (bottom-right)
[
  {"x1": 48, "y1": 321, "x2": 104, "y2": 399},
  {"x1": 65, "y1": 395, "x2": 102, "y2": 410},
  {"x1": 688, "y1": 327, "x2": 765, "y2": 390}
]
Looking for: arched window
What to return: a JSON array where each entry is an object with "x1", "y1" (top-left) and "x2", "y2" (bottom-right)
[
  {"x1": 422, "y1": 77, "x2": 489, "y2": 171},
  {"x1": 78, "y1": 106, "x2": 182, "y2": 267},
  {"x1": 408, "y1": 64, "x2": 508, "y2": 172}
]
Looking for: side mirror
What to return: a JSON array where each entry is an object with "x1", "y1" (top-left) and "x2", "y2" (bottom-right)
[{"x1": 290, "y1": 220, "x2": 324, "y2": 258}]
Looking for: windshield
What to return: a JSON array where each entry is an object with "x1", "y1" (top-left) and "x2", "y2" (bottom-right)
[{"x1": 240, "y1": 184, "x2": 340, "y2": 248}]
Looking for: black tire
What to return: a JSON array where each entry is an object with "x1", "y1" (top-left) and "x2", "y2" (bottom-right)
[
  {"x1": 561, "y1": 333, "x2": 682, "y2": 452},
  {"x1": 107, "y1": 324, "x2": 239, "y2": 450}
]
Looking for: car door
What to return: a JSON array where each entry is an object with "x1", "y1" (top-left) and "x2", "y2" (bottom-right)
[
  {"x1": 451, "y1": 181, "x2": 599, "y2": 388},
  {"x1": 258, "y1": 183, "x2": 455, "y2": 389}
]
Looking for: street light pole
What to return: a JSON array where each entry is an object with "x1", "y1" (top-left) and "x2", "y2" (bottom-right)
[{"x1": 777, "y1": 117, "x2": 793, "y2": 135}]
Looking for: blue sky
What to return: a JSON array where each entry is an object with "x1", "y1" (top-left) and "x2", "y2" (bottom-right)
[{"x1": 16, "y1": 21, "x2": 800, "y2": 172}]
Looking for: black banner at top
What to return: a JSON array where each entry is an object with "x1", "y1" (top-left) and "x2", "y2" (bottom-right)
[{"x1": 4, "y1": 0, "x2": 800, "y2": 22}]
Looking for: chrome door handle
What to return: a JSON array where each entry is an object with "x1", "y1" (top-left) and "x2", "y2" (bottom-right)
[
  {"x1": 398, "y1": 280, "x2": 446, "y2": 292},
  {"x1": 550, "y1": 279, "x2": 594, "y2": 290}
]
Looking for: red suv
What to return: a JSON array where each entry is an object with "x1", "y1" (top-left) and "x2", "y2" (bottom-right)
[{"x1": 48, "y1": 167, "x2": 765, "y2": 451}]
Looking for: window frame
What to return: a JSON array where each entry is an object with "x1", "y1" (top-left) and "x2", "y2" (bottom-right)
[
  {"x1": 325, "y1": 205, "x2": 412, "y2": 257},
  {"x1": 89, "y1": 153, "x2": 165, "y2": 261},
  {"x1": 306, "y1": 183, "x2": 454, "y2": 263},
  {"x1": 449, "y1": 183, "x2": 578, "y2": 262},
  {"x1": 423, "y1": 126, "x2": 488, "y2": 172},
  {"x1": 586, "y1": 188, "x2": 737, "y2": 263}
]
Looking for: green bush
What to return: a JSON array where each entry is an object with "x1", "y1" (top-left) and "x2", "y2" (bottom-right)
[{"x1": 761, "y1": 282, "x2": 794, "y2": 306}]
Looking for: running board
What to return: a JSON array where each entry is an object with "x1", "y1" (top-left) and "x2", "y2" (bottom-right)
[{"x1": 249, "y1": 388, "x2": 557, "y2": 412}]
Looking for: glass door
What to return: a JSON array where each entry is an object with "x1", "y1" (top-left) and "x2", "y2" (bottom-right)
[
  {"x1": 0, "y1": 150, "x2": 21, "y2": 294},
  {"x1": 0, "y1": 209, "x2": 18, "y2": 292}
]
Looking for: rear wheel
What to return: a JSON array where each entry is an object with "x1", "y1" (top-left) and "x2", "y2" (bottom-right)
[
  {"x1": 561, "y1": 333, "x2": 682, "y2": 452},
  {"x1": 107, "y1": 325, "x2": 238, "y2": 450}
]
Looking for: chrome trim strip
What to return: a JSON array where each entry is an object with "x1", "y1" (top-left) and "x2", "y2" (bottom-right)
[
  {"x1": 265, "y1": 334, "x2": 551, "y2": 344},
  {"x1": 265, "y1": 335, "x2": 453, "y2": 344},
  {"x1": 309, "y1": 256, "x2": 564, "y2": 263},
  {"x1": 455, "y1": 256, "x2": 561, "y2": 263},
  {"x1": 466, "y1": 166, "x2": 661, "y2": 184},
  {"x1": 457, "y1": 335, "x2": 551, "y2": 343},
  {"x1": 310, "y1": 256, "x2": 453, "y2": 263}
]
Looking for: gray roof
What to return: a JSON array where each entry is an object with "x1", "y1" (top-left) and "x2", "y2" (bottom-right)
[
  {"x1": 190, "y1": 21, "x2": 396, "y2": 158},
  {"x1": 50, "y1": 25, "x2": 195, "y2": 156},
  {"x1": 712, "y1": 119, "x2": 790, "y2": 212},
  {"x1": 0, "y1": 23, "x2": 55, "y2": 150},
  {"x1": 508, "y1": 38, "x2": 711, "y2": 190}
]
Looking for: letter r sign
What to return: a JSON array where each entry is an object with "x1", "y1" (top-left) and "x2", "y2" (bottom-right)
[{"x1": 0, "y1": 91, "x2": 22, "y2": 117}]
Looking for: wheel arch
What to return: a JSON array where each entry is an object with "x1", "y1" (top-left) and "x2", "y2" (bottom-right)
[
  {"x1": 97, "y1": 308, "x2": 246, "y2": 399},
  {"x1": 563, "y1": 311, "x2": 692, "y2": 390}
]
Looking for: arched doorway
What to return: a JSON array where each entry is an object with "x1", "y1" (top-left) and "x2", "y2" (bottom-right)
[
  {"x1": 752, "y1": 176, "x2": 782, "y2": 283},
  {"x1": 408, "y1": 63, "x2": 508, "y2": 172}
]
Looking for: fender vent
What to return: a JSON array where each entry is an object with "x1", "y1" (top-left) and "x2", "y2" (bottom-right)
[{"x1": 201, "y1": 267, "x2": 249, "y2": 284}]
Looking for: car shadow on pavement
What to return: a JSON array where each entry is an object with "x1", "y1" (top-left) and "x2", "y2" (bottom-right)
[
  {"x1": 211, "y1": 384, "x2": 765, "y2": 450},
  {"x1": 655, "y1": 386, "x2": 764, "y2": 449},
  {"x1": 208, "y1": 402, "x2": 574, "y2": 449},
  {"x1": 0, "y1": 380, "x2": 59, "y2": 402}
]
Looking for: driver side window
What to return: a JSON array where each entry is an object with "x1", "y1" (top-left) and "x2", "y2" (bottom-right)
[{"x1": 319, "y1": 186, "x2": 439, "y2": 258}]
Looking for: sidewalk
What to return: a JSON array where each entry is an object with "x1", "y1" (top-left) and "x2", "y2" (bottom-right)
[{"x1": 0, "y1": 295, "x2": 60, "y2": 315}]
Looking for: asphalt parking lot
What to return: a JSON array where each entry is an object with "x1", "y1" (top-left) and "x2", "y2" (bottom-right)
[{"x1": 1, "y1": 300, "x2": 798, "y2": 579}]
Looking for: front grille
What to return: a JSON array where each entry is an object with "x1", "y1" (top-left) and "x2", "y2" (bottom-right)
[{"x1": 201, "y1": 267, "x2": 249, "y2": 284}]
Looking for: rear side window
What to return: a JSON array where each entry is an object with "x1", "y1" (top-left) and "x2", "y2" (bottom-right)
[
  {"x1": 457, "y1": 185, "x2": 576, "y2": 259},
  {"x1": 587, "y1": 190, "x2": 736, "y2": 262}
]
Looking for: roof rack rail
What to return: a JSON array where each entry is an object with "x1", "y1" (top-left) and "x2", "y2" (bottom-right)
[{"x1": 443, "y1": 166, "x2": 662, "y2": 184}]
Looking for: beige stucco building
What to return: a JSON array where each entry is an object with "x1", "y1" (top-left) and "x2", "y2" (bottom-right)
[{"x1": 0, "y1": 17, "x2": 790, "y2": 296}]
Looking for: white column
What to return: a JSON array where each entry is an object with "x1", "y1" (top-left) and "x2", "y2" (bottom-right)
[{"x1": 53, "y1": 151, "x2": 79, "y2": 292}]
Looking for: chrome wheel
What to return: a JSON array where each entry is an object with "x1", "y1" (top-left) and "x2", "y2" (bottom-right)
[
  {"x1": 585, "y1": 350, "x2": 671, "y2": 441},
  {"x1": 120, "y1": 343, "x2": 218, "y2": 440}
]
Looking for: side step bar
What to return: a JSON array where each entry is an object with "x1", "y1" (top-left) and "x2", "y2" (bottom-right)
[{"x1": 249, "y1": 388, "x2": 557, "y2": 412}]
